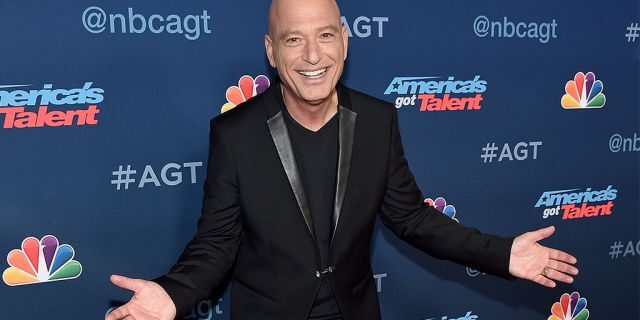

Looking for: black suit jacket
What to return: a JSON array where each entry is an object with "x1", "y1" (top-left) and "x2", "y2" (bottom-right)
[{"x1": 155, "y1": 82, "x2": 513, "y2": 320}]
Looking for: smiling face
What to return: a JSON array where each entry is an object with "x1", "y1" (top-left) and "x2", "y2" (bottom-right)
[{"x1": 265, "y1": 0, "x2": 348, "y2": 107}]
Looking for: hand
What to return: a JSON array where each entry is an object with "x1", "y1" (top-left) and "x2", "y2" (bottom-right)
[
  {"x1": 508, "y1": 226, "x2": 579, "y2": 288},
  {"x1": 105, "y1": 275, "x2": 177, "y2": 320}
]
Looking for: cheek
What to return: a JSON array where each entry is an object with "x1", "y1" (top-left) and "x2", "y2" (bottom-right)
[
  {"x1": 275, "y1": 53, "x2": 291, "y2": 70},
  {"x1": 324, "y1": 44, "x2": 344, "y2": 61},
  {"x1": 276, "y1": 52, "x2": 300, "y2": 75}
]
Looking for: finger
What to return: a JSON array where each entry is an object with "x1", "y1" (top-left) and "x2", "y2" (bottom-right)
[
  {"x1": 549, "y1": 248, "x2": 577, "y2": 264},
  {"x1": 105, "y1": 305, "x2": 130, "y2": 320},
  {"x1": 544, "y1": 268, "x2": 574, "y2": 284},
  {"x1": 547, "y1": 260, "x2": 579, "y2": 275},
  {"x1": 532, "y1": 274, "x2": 556, "y2": 288},
  {"x1": 528, "y1": 226, "x2": 555, "y2": 242},
  {"x1": 110, "y1": 274, "x2": 143, "y2": 292},
  {"x1": 123, "y1": 316, "x2": 136, "y2": 320}
]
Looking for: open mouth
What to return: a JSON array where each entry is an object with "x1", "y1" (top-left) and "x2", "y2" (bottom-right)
[{"x1": 298, "y1": 67, "x2": 328, "y2": 79}]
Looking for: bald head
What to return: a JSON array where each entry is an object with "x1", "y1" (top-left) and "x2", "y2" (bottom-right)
[
  {"x1": 264, "y1": 0, "x2": 348, "y2": 109},
  {"x1": 268, "y1": 0, "x2": 342, "y2": 37}
]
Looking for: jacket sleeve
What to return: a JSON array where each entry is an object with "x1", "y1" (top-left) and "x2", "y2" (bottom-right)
[
  {"x1": 153, "y1": 118, "x2": 242, "y2": 315},
  {"x1": 378, "y1": 108, "x2": 513, "y2": 279}
]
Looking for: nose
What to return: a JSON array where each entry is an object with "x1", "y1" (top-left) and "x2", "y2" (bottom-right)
[{"x1": 303, "y1": 39, "x2": 321, "y2": 65}]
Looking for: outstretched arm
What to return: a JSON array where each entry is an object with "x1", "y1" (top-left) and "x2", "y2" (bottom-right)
[
  {"x1": 106, "y1": 118, "x2": 243, "y2": 319},
  {"x1": 379, "y1": 108, "x2": 579, "y2": 284},
  {"x1": 378, "y1": 108, "x2": 513, "y2": 278}
]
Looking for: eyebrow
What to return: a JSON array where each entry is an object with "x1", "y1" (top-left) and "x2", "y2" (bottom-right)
[{"x1": 279, "y1": 25, "x2": 341, "y2": 40}]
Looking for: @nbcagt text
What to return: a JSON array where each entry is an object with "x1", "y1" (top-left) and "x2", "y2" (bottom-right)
[
  {"x1": 83, "y1": 6, "x2": 212, "y2": 40},
  {"x1": 111, "y1": 162, "x2": 203, "y2": 190},
  {"x1": 473, "y1": 15, "x2": 558, "y2": 44},
  {"x1": 609, "y1": 133, "x2": 640, "y2": 153}
]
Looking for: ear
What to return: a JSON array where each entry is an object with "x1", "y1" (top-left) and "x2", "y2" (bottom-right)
[
  {"x1": 341, "y1": 25, "x2": 349, "y2": 61},
  {"x1": 265, "y1": 34, "x2": 276, "y2": 68}
]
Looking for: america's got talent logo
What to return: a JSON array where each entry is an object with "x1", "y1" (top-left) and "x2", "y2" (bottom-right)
[
  {"x1": 384, "y1": 76, "x2": 487, "y2": 111},
  {"x1": 0, "y1": 82, "x2": 103, "y2": 129},
  {"x1": 535, "y1": 185, "x2": 616, "y2": 220}
]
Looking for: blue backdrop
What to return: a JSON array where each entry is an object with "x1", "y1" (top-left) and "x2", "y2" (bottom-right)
[{"x1": 1, "y1": 0, "x2": 638, "y2": 319}]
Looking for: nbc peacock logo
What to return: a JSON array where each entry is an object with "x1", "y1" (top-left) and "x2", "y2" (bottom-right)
[
  {"x1": 561, "y1": 72, "x2": 606, "y2": 109},
  {"x1": 548, "y1": 292, "x2": 589, "y2": 320},
  {"x1": 220, "y1": 75, "x2": 270, "y2": 113},
  {"x1": 3, "y1": 235, "x2": 82, "y2": 286},
  {"x1": 424, "y1": 197, "x2": 458, "y2": 222}
]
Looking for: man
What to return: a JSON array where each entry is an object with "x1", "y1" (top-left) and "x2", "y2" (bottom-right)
[{"x1": 106, "y1": 0, "x2": 579, "y2": 319}]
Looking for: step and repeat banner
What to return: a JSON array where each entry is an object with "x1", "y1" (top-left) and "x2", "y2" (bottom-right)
[{"x1": 1, "y1": 0, "x2": 638, "y2": 319}]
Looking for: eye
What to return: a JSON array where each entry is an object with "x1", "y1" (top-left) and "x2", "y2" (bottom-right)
[
  {"x1": 320, "y1": 32, "x2": 335, "y2": 39},
  {"x1": 285, "y1": 37, "x2": 301, "y2": 45}
]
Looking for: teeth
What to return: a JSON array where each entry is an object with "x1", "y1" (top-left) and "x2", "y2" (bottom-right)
[{"x1": 299, "y1": 68, "x2": 327, "y2": 78}]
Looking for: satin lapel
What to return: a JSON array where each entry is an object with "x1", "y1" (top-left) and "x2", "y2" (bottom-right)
[
  {"x1": 267, "y1": 111, "x2": 316, "y2": 243},
  {"x1": 331, "y1": 105, "x2": 357, "y2": 241}
]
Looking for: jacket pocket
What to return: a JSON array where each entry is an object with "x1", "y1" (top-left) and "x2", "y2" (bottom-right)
[{"x1": 234, "y1": 277, "x2": 281, "y2": 303}]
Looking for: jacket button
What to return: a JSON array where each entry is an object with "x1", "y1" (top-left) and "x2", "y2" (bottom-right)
[{"x1": 316, "y1": 271, "x2": 320, "y2": 278}]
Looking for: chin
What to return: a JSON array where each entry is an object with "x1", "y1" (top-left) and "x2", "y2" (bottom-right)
[{"x1": 298, "y1": 81, "x2": 337, "y2": 100}]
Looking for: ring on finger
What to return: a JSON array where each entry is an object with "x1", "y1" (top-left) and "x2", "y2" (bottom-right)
[{"x1": 541, "y1": 266, "x2": 550, "y2": 277}]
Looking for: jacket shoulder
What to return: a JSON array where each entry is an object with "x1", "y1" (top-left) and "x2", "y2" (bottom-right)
[
  {"x1": 343, "y1": 85, "x2": 396, "y2": 117},
  {"x1": 209, "y1": 93, "x2": 267, "y2": 132}
]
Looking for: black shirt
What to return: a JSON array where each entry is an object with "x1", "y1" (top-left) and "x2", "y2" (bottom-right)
[{"x1": 283, "y1": 106, "x2": 343, "y2": 320}]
